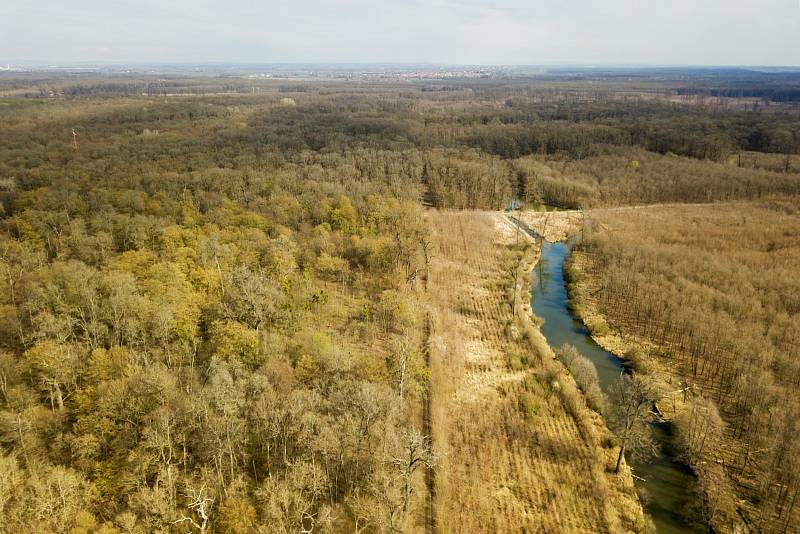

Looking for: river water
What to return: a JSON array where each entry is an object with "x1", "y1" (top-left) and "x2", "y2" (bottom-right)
[{"x1": 531, "y1": 239, "x2": 703, "y2": 534}]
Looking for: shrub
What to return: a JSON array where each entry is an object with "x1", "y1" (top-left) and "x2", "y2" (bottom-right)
[
  {"x1": 518, "y1": 392, "x2": 540, "y2": 420},
  {"x1": 536, "y1": 364, "x2": 562, "y2": 396},
  {"x1": 507, "y1": 346, "x2": 531, "y2": 371},
  {"x1": 557, "y1": 344, "x2": 607, "y2": 413},
  {"x1": 586, "y1": 317, "x2": 611, "y2": 337},
  {"x1": 373, "y1": 290, "x2": 416, "y2": 333},
  {"x1": 522, "y1": 372, "x2": 540, "y2": 393},
  {"x1": 623, "y1": 346, "x2": 650, "y2": 373},
  {"x1": 315, "y1": 252, "x2": 350, "y2": 282}
]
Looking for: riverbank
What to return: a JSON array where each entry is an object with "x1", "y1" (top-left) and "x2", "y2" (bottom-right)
[
  {"x1": 566, "y1": 198, "x2": 800, "y2": 534},
  {"x1": 565, "y1": 211, "x2": 764, "y2": 532},
  {"x1": 564, "y1": 251, "x2": 686, "y2": 418},
  {"x1": 424, "y1": 210, "x2": 645, "y2": 532},
  {"x1": 506, "y1": 216, "x2": 647, "y2": 532},
  {"x1": 565, "y1": 238, "x2": 747, "y2": 533},
  {"x1": 531, "y1": 237, "x2": 704, "y2": 533}
]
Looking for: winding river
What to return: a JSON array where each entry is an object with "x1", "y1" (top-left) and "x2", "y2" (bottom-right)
[{"x1": 530, "y1": 238, "x2": 703, "y2": 534}]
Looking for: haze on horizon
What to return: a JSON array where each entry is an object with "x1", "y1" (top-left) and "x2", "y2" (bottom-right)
[{"x1": 1, "y1": 0, "x2": 799, "y2": 67}]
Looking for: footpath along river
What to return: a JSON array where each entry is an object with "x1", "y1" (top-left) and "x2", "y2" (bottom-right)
[{"x1": 530, "y1": 237, "x2": 703, "y2": 534}]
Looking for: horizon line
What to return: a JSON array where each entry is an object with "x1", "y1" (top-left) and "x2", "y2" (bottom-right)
[{"x1": 2, "y1": 61, "x2": 800, "y2": 69}]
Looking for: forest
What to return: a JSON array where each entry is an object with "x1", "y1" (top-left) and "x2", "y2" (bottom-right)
[
  {"x1": 567, "y1": 200, "x2": 800, "y2": 532},
  {"x1": 0, "y1": 70, "x2": 799, "y2": 532}
]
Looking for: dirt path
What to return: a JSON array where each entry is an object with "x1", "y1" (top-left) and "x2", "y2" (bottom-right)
[{"x1": 421, "y1": 312, "x2": 436, "y2": 534}]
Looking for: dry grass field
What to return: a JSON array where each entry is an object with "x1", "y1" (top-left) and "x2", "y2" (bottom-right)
[
  {"x1": 424, "y1": 210, "x2": 644, "y2": 533},
  {"x1": 515, "y1": 210, "x2": 584, "y2": 242}
]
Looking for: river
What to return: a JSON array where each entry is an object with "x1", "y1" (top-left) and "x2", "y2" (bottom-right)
[{"x1": 530, "y1": 238, "x2": 703, "y2": 534}]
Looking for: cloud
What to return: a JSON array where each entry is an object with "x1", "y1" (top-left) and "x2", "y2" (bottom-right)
[{"x1": 0, "y1": 0, "x2": 798, "y2": 65}]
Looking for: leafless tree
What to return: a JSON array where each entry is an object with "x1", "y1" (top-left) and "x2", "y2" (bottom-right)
[
  {"x1": 419, "y1": 233, "x2": 433, "y2": 292},
  {"x1": 607, "y1": 373, "x2": 660, "y2": 474},
  {"x1": 390, "y1": 428, "x2": 437, "y2": 516},
  {"x1": 173, "y1": 484, "x2": 214, "y2": 533}
]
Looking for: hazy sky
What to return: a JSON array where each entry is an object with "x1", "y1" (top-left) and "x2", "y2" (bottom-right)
[{"x1": 2, "y1": 0, "x2": 799, "y2": 66}]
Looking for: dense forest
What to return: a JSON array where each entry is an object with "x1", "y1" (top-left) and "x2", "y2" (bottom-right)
[
  {"x1": 0, "y1": 71, "x2": 799, "y2": 532},
  {"x1": 568, "y1": 200, "x2": 800, "y2": 532},
  {"x1": 2, "y1": 72, "x2": 800, "y2": 214}
]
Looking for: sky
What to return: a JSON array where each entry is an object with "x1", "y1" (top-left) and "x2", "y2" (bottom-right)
[{"x1": 1, "y1": 0, "x2": 799, "y2": 66}]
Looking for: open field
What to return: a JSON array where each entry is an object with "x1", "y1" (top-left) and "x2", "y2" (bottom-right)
[
  {"x1": 515, "y1": 209, "x2": 584, "y2": 242},
  {"x1": 567, "y1": 199, "x2": 800, "y2": 533},
  {"x1": 425, "y1": 210, "x2": 644, "y2": 532}
]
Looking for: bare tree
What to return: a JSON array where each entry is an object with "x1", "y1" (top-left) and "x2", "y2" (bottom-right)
[
  {"x1": 390, "y1": 428, "x2": 437, "y2": 517},
  {"x1": 607, "y1": 373, "x2": 660, "y2": 474},
  {"x1": 690, "y1": 463, "x2": 737, "y2": 531},
  {"x1": 675, "y1": 395, "x2": 724, "y2": 465},
  {"x1": 509, "y1": 261, "x2": 521, "y2": 317},
  {"x1": 419, "y1": 232, "x2": 433, "y2": 292},
  {"x1": 558, "y1": 344, "x2": 606, "y2": 413},
  {"x1": 541, "y1": 211, "x2": 551, "y2": 240},
  {"x1": 173, "y1": 484, "x2": 214, "y2": 533}
]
